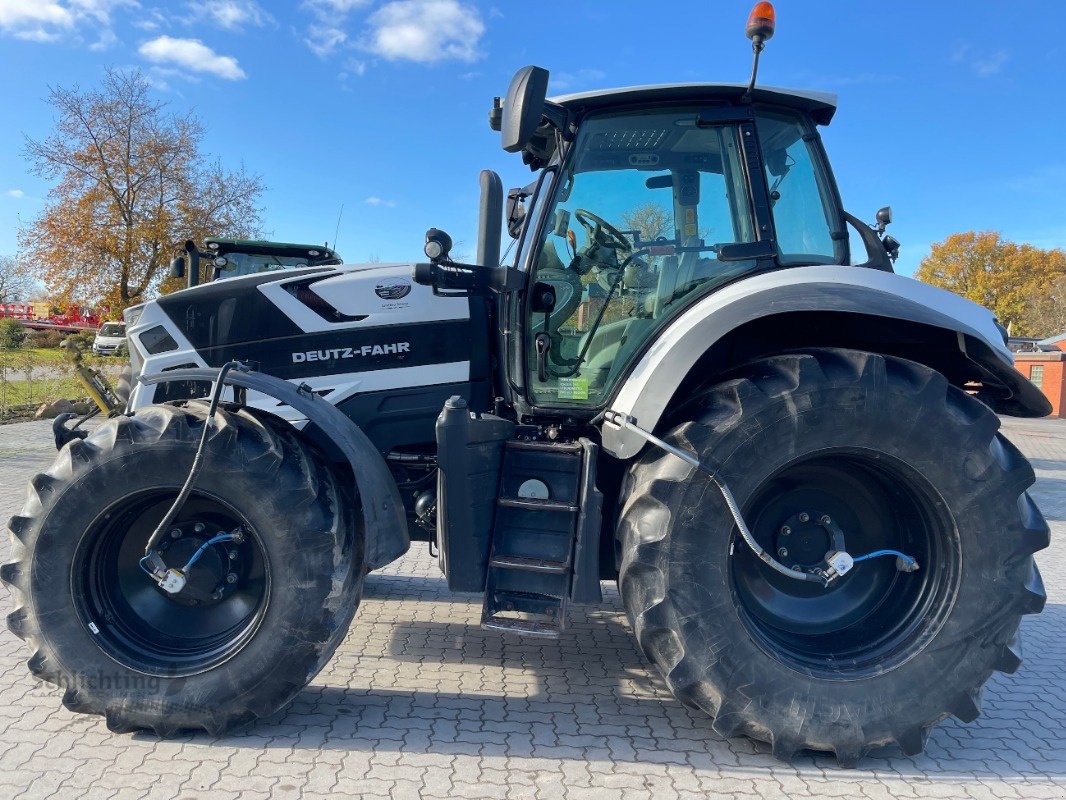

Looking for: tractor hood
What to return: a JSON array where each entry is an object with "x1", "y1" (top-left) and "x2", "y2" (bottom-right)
[{"x1": 124, "y1": 261, "x2": 472, "y2": 416}]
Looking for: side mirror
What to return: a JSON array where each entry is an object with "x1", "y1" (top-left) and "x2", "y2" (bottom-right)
[
  {"x1": 506, "y1": 188, "x2": 528, "y2": 239},
  {"x1": 530, "y1": 281, "x2": 556, "y2": 314},
  {"x1": 501, "y1": 66, "x2": 549, "y2": 154},
  {"x1": 170, "y1": 256, "x2": 186, "y2": 279}
]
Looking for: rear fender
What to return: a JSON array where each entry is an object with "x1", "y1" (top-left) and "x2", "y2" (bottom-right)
[
  {"x1": 140, "y1": 367, "x2": 409, "y2": 570},
  {"x1": 602, "y1": 266, "x2": 1049, "y2": 459}
]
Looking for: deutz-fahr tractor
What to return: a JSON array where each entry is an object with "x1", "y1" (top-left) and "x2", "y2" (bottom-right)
[{"x1": 4, "y1": 4, "x2": 1049, "y2": 765}]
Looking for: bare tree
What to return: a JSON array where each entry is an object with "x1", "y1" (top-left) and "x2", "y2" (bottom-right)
[
  {"x1": 0, "y1": 256, "x2": 35, "y2": 304},
  {"x1": 621, "y1": 202, "x2": 672, "y2": 243},
  {"x1": 20, "y1": 68, "x2": 264, "y2": 311}
]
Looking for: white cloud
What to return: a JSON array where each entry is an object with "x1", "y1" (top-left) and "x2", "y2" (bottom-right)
[
  {"x1": 365, "y1": 0, "x2": 483, "y2": 63},
  {"x1": 364, "y1": 196, "x2": 396, "y2": 208},
  {"x1": 552, "y1": 68, "x2": 606, "y2": 91},
  {"x1": 951, "y1": 42, "x2": 1009, "y2": 78},
  {"x1": 193, "y1": 0, "x2": 272, "y2": 31},
  {"x1": 0, "y1": 0, "x2": 134, "y2": 46},
  {"x1": 301, "y1": 0, "x2": 370, "y2": 56},
  {"x1": 4, "y1": 189, "x2": 24, "y2": 198},
  {"x1": 310, "y1": 0, "x2": 371, "y2": 11},
  {"x1": 0, "y1": 0, "x2": 74, "y2": 40},
  {"x1": 138, "y1": 35, "x2": 246, "y2": 79},
  {"x1": 306, "y1": 25, "x2": 347, "y2": 56}
]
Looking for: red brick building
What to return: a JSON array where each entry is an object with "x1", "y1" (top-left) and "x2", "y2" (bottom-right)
[{"x1": 1014, "y1": 351, "x2": 1066, "y2": 417}]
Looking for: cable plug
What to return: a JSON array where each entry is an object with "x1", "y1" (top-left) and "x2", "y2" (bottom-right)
[
  {"x1": 896, "y1": 555, "x2": 920, "y2": 572},
  {"x1": 823, "y1": 550, "x2": 855, "y2": 583},
  {"x1": 157, "y1": 568, "x2": 187, "y2": 594}
]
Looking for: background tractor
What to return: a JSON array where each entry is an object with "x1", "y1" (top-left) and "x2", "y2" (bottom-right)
[{"x1": 4, "y1": 4, "x2": 1050, "y2": 765}]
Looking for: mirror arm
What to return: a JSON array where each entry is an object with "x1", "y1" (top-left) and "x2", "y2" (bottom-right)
[{"x1": 842, "y1": 211, "x2": 894, "y2": 273}]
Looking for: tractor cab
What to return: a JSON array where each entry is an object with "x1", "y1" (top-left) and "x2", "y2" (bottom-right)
[
  {"x1": 170, "y1": 238, "x2": 342, "y2": 287},
  {"x1": 507, "y1": 82, "x2": 855, "y2": 409},
  {"x1": 417, "y1": 74, "x2": 897, "y2": 415}
]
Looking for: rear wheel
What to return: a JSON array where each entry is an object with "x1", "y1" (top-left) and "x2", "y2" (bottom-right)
[
  {"x1": 617, "y1": 349, "x2": 1048, "y2": 764},
  {"x1": 3, "y1": 402, "x2": 361, "y2": 735}
]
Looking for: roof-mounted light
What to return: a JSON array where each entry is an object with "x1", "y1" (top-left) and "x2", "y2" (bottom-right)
[
  {"x1": 742, "y1": 2, "x2": 776, "y2": 102},
  {"x1": 746, "y1": 2, "x2": 775, "y2": 45}
]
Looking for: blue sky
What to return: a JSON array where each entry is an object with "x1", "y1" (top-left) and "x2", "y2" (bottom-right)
[{"x1": 1, "y1": 0, "x2": 1064, "y2": 278}]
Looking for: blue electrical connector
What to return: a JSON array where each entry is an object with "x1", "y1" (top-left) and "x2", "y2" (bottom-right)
[
  {"x1": 852, "y1": 549, "x2": 919, "y2": 571},
  {"x1": 181, "y1": 533, "x2": 241, "y2": 572}
]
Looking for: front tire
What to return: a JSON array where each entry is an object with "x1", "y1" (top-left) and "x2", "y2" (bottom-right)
[
  {"x1": 3, "y1": 402, "x2": 362, "y2": 736},
  {"x1": 617, "y1": 349, "x2": 1048, "y2": 764}
]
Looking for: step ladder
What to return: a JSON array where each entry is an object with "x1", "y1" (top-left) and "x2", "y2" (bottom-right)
[{"x1": 481, "y1": 439, "x2": 585, "y2": 638}]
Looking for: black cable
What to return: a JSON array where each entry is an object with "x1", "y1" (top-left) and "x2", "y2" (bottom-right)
[{"x1": 143, "y1": 361, "x2": 242, "y2": 555}]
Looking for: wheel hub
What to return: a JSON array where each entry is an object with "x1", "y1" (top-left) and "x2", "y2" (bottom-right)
[
  {"x1": 154, "y1": 520, "x2": 245, "y2": 606},
  {"x1": 731, "y1": 453, "x2": 958, "y2": 677},
  {"x1": 74, "y1": 490, "x2": 270, "y2": 676}
]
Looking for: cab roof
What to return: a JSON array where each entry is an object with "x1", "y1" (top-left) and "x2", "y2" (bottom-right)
[
  {"x1": 203, "y1": 238, "x2": 340, "y2": 261},
  {"x1": 550, "y1": 83, "x2": 837, "y2": 126}
]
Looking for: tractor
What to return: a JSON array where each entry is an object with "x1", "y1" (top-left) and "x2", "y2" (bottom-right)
[{"x1": 3, "y1": 4, "x2": 1049, "y2": 764}]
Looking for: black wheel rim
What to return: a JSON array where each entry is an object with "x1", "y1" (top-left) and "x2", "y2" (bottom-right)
[
  {"x1": 730, "y1": 449, "x2": 960, "y2": 678},
  {"x1": 73, "y1": 489, "x2": 271, "y2": 677}
]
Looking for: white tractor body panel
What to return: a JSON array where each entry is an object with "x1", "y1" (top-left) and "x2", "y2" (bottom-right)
[{"x1": 602, "y1": 266, "x2": 1013, "y2": 459}]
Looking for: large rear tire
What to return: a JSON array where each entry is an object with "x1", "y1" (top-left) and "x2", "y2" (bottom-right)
[
  {"x1": 617, "y1": 349, "x2": 1048, "y2": 765},
  {"x1": 2, "y1": 401, "x2": 362, "y2": 736}
]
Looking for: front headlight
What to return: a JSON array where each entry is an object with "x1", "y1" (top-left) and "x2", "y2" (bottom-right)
[{"x1": 124, "y1": 304, "x2": 145, "y2": 327}]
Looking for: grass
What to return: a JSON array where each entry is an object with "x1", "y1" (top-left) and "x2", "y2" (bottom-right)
[
  {"x1": 21, "y1": 348, "x2": 68, "y2": 365},
  {"x1": 0, "y1": 376, "x2": 87, "y2": 408},
  {"x1": 0, "y1": 345, "x2": 126, "y2": 415}
]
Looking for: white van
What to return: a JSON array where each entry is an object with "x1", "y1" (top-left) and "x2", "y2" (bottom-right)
[{"x1": 92, "y1": 321, "x2": 127, "y2": 356}]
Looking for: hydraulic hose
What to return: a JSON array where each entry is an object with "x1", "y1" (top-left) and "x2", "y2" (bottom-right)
[
  {"x1": 602, "y1": 411, "x2": 827, "y2": 585},
  {"x1": 143, "y1": 361, "x2": 244, "y2": 556}
]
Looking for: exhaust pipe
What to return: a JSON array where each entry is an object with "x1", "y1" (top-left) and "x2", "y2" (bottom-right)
[
  {"x1": 476, "y1": 170, "x2": 503, "y2": 269},
  {"x1": 185, "y1": 240, "x2": 200, "y2": 289}
]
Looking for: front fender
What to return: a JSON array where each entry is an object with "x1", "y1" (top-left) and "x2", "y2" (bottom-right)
[
  {"x1": 140, "y1": 367, "x2": 409, "y2": 570},
  {"x1": 603, "y1": 266, "x2": 1047, "y2": 459}
]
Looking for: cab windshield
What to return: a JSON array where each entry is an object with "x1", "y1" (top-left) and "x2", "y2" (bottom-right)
[
  {"x1": 524, "y1": 105, "x2": 842, "y2": 406},
  {"x1": 221, "y1": 252, "x2": 324, "y2": 278}
]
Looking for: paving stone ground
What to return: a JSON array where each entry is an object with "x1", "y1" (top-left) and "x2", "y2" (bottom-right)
[{"x1": 0, "y1": 416, "x2": 1063, "y2": 799}]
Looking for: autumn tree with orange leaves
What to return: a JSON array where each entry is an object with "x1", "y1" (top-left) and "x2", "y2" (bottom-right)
[
  {"x1": 19, "y1": 68, "x2": 263, "y2": 313},
  {"x1": 915, "y1": 231, "x2": 1066, "y2": 337}
]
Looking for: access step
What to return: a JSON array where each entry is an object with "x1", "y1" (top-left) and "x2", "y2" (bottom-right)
[
  {"x1": 489, "y1": 554, "x2": 570, "y2": 574},
  {"x1": 481, "y1": 616, "x2": 561, "y2": 638},
  {"x1": 497, "y1": 497, "x2": 578, "y2": 512}
]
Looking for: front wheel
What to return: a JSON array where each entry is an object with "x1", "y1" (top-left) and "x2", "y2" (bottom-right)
[
  {"x1": 617, "y1": 349, "x2": 1049, "y2": 764},
  {"x1": 3, "y1": 402, "x2": 362, "y2": 735}
]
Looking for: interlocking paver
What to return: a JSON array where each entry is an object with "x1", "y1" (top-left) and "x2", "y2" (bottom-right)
[{"x1": 0, "y1": 416, "x2": 1064, "y2": 799}]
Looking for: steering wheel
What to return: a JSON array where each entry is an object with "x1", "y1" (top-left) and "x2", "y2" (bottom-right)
[{"x1": 574, "y1": 209, "x2": 631, "y2": 253}]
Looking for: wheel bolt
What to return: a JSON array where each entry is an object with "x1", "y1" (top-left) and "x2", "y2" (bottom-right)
[
  {"x1": 820, "y1": 515, "x2": 831, "y2": 525},
  {"x1": 777, "y1": 547, "x2": 789, "y2": 558},
  {"x1": 170, "y1": 528, "x2": 182, "y2": 539},
  {"x1": 228, "y1": 550, "x2": 238, "y2": 560},
  {"x1": 780, "y1": 526, "x2": 791, "y2": 536},
  {"x1": 798, "y1": 512, "x2": 810, "y2": 523},
  {"x1": 791, "y1": 564, "x2": 801, "y2": 572},
  {"x1": 193, "y1": 523, "x2": 205, "y2": 533},
  {"x1": 226, "y1": 573, "x2": 237, "y2": 584}
]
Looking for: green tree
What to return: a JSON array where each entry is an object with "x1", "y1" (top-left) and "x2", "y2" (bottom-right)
[
  {"x1": 0, "y1": 318, "x2": 26, "y2": 349},
  {"x1": 20, "y1": 68, "x2": 264, "y2": 312},
  {"x1": 915, "y1": 231, "x2": 1066, "y2": 336}
]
